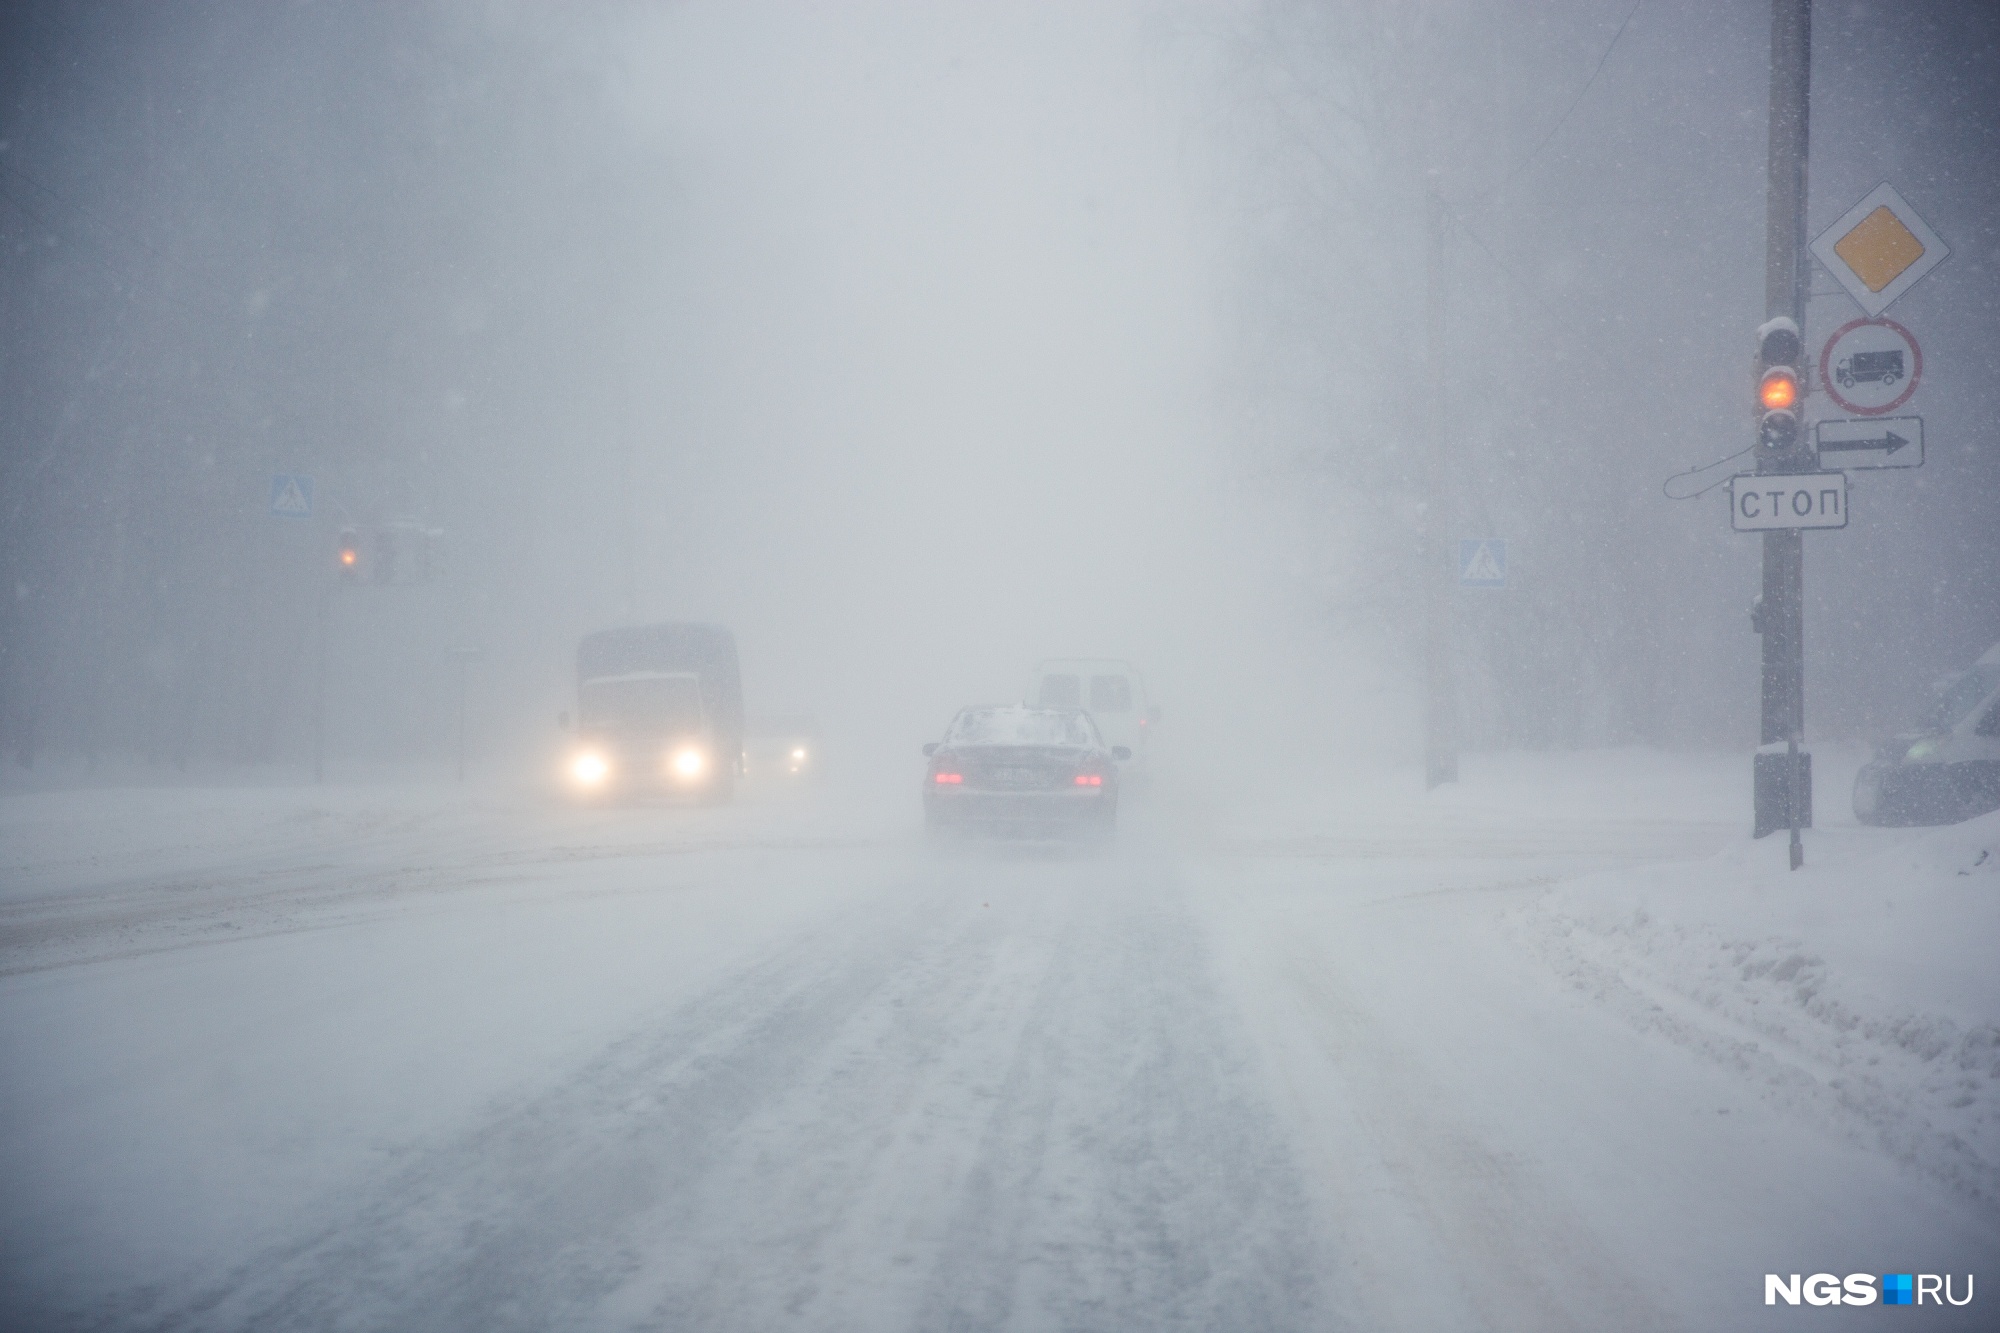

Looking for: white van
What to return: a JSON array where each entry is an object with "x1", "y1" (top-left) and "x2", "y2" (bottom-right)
[
  {"x1": 1853, "y1": 640, "x2": 2000, "y2": 825},
  {"x1": 1027, "y1": 659, "x2": 1160, "y2": 762}
]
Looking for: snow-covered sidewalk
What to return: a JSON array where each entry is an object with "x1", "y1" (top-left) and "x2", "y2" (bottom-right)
[
  {"x1": 1516, "y1": 808, "x2": 2000, "y2": 1204},
  {"x1": 1203, "y1": 745, "x2": 2000, "y2": 1204}
]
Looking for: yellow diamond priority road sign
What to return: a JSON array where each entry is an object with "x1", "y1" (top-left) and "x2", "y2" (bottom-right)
[{"x1": 1811, "y1": 183, "x2": 1947, "y2": 316}]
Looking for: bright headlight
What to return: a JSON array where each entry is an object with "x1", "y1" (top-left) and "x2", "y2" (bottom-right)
[
  {"x1": 571, "y1": 752, "x2": 609, "y2": 784},
  {"x1": 671, "y1": 746, "x2": 706, "y2": 778},
  {"x1": 790, "y1": 747, "x2": 807, "y2": 761}
]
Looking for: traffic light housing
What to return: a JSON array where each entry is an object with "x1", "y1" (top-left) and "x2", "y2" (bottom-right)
[
  {"x1": 1754, "y1": 316, "x2": 1808, "y2": 469},
  {"x1": 333, "y1": 523, "x2": 437, "y2": 585}
]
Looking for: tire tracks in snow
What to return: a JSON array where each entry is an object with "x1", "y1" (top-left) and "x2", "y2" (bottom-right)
[
  {"x1": 1189, "y1": 858, "x2": 1684, "y2": 1332},
  {"x1": 114, "y1": 853, "x2": 1325, "y2": 1333},
  {"x1": 113, "y1": 878, "x2": 948, "y2": 1333},
  {"x1": 906, "y1": 867, "x2": 1320, "y2": 1333}
]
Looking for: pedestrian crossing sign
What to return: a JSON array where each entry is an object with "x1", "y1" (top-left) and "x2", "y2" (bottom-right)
[
  {"x1": 1459, "y1": 539, "x2": 1507, "y2": 588},
  {"x1": 270, "y1": 474, "x2": 314, "y2": 518}
]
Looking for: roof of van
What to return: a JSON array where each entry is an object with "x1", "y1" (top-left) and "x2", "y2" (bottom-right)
[
  {"x1": 581, "y1": 670, "x2": 700, "y2": 686},
  {"x1": 1033, "y1": 658, "x2": 1138, "y2": 673}
]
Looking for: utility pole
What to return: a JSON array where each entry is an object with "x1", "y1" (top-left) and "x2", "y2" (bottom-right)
[
  {"x1": 1424, "y1": 189, "x2": 1458, "y2": 789},
  {"x1": 312, "y1": 580, "x2": 331, "y2": 784},
  {"x1": 449, "y1": 647, "x2": 484, "y2": 783},
  {"x1": 1757, "y1": 0, "x2": 1812, "y2": 867},
  {"x1": 617, "y1": 357, "x2": 638, "y2": 618}
]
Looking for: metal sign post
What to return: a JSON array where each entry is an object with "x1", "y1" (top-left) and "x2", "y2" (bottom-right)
[
  {"x1": 1423, "y1": 192, "x2": 1457, "y2": 790},
  {"x1": 1731, "y1": 15, "x2": 1948, "y2": 865},
  {"x1": 1758, "y1": 0, "x2": 1811, "y2": 869},
  {"x1": 313, "y1": 578, "x2": 333, "y2": 784}
]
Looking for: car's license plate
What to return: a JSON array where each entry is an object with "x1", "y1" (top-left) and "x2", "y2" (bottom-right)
[{"x1": 993, "y1": 767, "x2": 1040, "y2": 787}]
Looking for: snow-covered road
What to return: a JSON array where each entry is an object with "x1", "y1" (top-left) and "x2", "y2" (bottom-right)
[{"x1": 2, "y1": 762, "x2": 1994, "y2": 1330}]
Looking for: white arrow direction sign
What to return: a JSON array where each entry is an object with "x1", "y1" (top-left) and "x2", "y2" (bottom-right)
[
  {"x1": 1730, "y1": 473, "x2": 1848, "y2": 532},
  {"x1": 1814, "y1": 416, "x2": 1922, "y2": 471}
]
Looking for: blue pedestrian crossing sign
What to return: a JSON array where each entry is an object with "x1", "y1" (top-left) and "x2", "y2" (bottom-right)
[
  {"x1": 1458, "y1": 538, "x2": 1507, "y2": 588},
  {"x1": 270, "y1": 474, "x2": 314, "y2": 519}
]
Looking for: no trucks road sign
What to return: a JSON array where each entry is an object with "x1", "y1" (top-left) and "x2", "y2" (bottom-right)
[{"x1": 1819, "y1": 318, "x2": 1921, "y2": 417}]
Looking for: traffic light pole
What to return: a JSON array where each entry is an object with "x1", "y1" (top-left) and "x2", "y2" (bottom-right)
[
  {"x1": 1758, "y1": 0, "x2": 1811, "y2": 868},
  {"x1": 1423, "y1": 190, "x2": 1458, "y2": 790}
]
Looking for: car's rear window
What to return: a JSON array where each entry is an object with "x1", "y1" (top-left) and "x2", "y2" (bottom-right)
[
  {"x1": 1089, "y1": 675, "x2": 1131, "y2": 713},
  {"x1": 950, "y1": 708, "x2": 1093, "y2": 747}
]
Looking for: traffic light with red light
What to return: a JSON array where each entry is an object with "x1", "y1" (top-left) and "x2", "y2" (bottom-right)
[
  {"x1": 1754, "y1": 316, "x2": 1807, "y2": 467},
  {"x1": 337, "y1": 528, "x2": 361, "y2": 581}
]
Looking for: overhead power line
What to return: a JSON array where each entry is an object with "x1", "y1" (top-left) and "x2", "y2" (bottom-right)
[{"x1": 1462, "y1": 0, "x2": 1647, "y2": 210}]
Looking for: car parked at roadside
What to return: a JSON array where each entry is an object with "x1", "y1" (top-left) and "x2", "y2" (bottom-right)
[{"x1": 1853, "y1": 641, "x2": 2000, "y2": 826}]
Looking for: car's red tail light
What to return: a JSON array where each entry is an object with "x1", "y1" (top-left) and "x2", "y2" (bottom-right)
[
  {"x1": 1074, "y1": 774, "x2": 1103, "y2": 786},
  {"x1": 934, "y1": 772, "x2": 963, "y2": 784}
]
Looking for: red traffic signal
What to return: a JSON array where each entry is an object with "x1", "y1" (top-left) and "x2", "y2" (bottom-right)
[{"x1": 337, "y1": 528, "x2": 361, "y2": 579}]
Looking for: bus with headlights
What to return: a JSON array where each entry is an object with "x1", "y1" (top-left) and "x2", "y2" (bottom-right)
[{"x1": 560, "y1": 622, "x2": 743, "y2": 802}]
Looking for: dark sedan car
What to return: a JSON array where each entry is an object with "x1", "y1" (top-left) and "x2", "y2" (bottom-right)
[{"x1": 923, "y1": 706, "x2": 1129, "y2": 841}]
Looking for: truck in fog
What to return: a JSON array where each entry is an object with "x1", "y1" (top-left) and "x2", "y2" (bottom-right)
[{"x1": 561, "y1": 623, "x2": 744, "y2": 802}]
